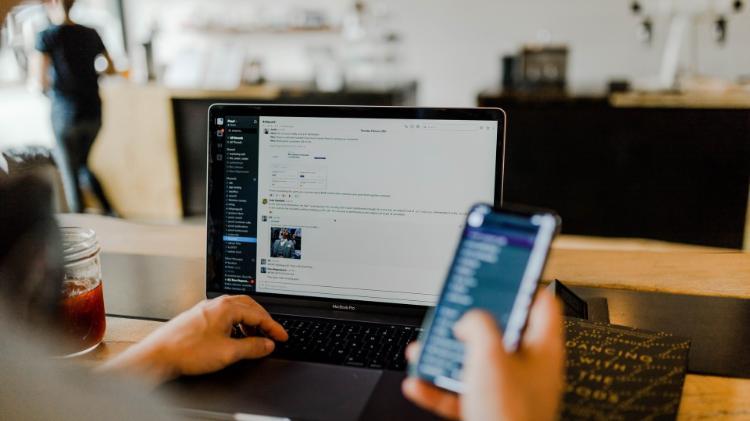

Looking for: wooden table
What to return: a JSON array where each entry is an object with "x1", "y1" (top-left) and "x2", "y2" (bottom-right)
[{"x1": 59, "y1": 214, "x2": 750, "y2": 420}]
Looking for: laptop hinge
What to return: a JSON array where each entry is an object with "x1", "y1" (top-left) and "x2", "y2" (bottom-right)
[{"x1": 262, "y1": 301, "x2": 425, "y2": 327}]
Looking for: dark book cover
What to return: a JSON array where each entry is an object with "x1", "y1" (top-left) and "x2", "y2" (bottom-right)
[{"x1": 562, "y1": 318, "x2": 691, "y2": 421}]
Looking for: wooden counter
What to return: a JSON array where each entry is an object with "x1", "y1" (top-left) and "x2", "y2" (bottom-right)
[
  {"x1": 58, "y1": 214, "x2": 750, "y2": 419},
  {"x1": 610, "y1": 91, "x2": 750, "y2": 109},
  {"x1": 478, "y1": 89, "x2": 750, "y2": 110},
  {"x1": 91, "y1": 83, "x2": 182, "y2": 220}
]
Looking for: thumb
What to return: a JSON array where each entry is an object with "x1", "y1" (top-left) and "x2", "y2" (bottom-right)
[
  {"x1": 453, "y1": 310, "x2": 508, "y2": 401},
  {"x1": 229, "y1": 337, "x2": 276, "y2": 361},
  {"x1": 521, "y1": 290, "x2": 564, "y2": 358},
  {"x1": 454, "y1": 310, "x2": 507, "y2": 361}
]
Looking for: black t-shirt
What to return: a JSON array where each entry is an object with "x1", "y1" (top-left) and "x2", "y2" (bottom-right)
[{"x1": 35, "y1": 24, "x2": 105, "y2": 113}]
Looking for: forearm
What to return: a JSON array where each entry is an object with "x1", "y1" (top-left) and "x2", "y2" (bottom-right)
[
  {"x1": 102, "y1": 51, "x2": 118, "y2": 76},
  {"x1": 96, "y1": 338, "x2": 177, "y2": 387},
  {"x1": 30, "y1": 53, "x2": 51, "y2": 93},
  {"x1": 40, "y1": 73, "x2": 50, "y2": 92},
  {"x1": 95, "y1": 296, "x2": 287, "y2": 387}
]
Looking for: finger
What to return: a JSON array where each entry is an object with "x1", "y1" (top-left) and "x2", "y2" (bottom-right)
[
  {"x1": 454, "y1": 310, "x2": 506, "y2": 360},
  {"x1": 227, "y1": 296, "x2": 289, "y2": 342},
  {"x1": 405, "y1": 341, "x2": 421, "y2": 361},
  {"x1": 228, "y1": 303, "x2": 289, "y2": 342},
  {"x1": 231, "y1": 301, "x2": 289, "y2": 341},
  {"x1": 521, "y1": 290, "x2": 563, "y2": 357},
  {"x1": 402, "y1": 377, "x2": 460, "y2": 420},
  {"x1": 227, "y1": 336, "x2": 276, "y2": 361}
]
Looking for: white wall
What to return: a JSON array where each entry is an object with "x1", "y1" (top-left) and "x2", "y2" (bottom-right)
[
  {"x1": 123, "y1": 0, "x2": 750, "y2": 107},
  {"x1": 381, "y1": 0, "x2": 750, "y2": 106}
]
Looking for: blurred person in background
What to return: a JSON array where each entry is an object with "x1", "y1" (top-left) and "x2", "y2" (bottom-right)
[{"x1": 31, "y1": 0, "x2": 116, "y2": 214}]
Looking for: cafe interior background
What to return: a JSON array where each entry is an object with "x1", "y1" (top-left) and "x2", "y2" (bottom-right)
[{"x1": 1, "y1": 0, "x2": 749, "y2": 250}]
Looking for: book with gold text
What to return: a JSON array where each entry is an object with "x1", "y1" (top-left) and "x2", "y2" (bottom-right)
[{"x1": 562, "y1": 318, "x2": 691, "y2": 421}]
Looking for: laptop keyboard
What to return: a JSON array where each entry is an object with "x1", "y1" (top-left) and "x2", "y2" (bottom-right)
[{"x1": 268, "y1": 314, "x2": 423, "y2": 370}]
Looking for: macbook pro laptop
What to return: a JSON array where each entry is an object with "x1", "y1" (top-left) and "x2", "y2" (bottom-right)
[{"x1": 165, "y1": 105, "x2": 505, "y2": 421}]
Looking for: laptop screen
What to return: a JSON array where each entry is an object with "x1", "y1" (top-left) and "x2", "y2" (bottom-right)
[{"x1": 207, "y1": 106, "x2": 503, "y2": 307}]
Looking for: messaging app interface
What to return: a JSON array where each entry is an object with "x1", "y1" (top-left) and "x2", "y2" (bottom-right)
[
  {"x1": 220, "y1": 115, "x2": 497, "y2": 305},
  {"x1": 418, "y1": 211, "x2": 540, "y2": 388}
]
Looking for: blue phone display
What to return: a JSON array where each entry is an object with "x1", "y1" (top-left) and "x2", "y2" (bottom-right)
[{"x1": 413, "y1": 204, "x2": 558, "y2": 393}]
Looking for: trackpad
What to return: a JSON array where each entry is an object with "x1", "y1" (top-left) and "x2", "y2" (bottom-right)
[{"x1": 161, "y1": 358, "x2": 382, "y2": 421}]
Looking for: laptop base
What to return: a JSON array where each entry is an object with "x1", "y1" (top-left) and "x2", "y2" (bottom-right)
[{"x1": 161, "y1": 358, "x2": 439, "y2": 421}]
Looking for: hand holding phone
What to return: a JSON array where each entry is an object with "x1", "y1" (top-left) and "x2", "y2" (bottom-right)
[
  {"x1": 410, "y1": 204, "x2": 559, "y2": 393},
  {"x1": 403, "y1": 290, "x2": 565, "y2": 421}
]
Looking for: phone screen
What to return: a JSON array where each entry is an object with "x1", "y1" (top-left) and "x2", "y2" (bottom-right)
[{"x1": 413, "y1": 204, "x2": 558, "y2": 393}]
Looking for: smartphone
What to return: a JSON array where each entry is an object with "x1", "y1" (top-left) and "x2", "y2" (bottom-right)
[{"x1": 411, "y1": 203, "x2": 560, "y2": 393}]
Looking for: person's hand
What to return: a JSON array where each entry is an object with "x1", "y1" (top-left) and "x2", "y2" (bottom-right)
[
  {"x1": 98, "y1": 295, "x2": 288, "y2": 385},
  {"x1": 402, "y1": 290, "x2": 565, "y2": 421}
]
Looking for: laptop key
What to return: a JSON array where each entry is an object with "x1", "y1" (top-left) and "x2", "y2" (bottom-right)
[
  {"x1": 270, "y1": 314, "x2": 419, "y2": 371},
  {"x1": 345, "y1": 356, "x2": 365, "y2": 366}
]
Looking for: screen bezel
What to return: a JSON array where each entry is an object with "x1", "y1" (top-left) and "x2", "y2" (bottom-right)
[
  {"x1": 413, "y1": 203, "x2": 560, "y2": 392},
  {"x1": 206, "y1": 104, "x2": 507, "y2": 316}
]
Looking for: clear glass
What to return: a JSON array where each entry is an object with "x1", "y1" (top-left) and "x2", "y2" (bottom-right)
[{"x1": 58, "y1": 227, "x2": 106, "y2": 357}]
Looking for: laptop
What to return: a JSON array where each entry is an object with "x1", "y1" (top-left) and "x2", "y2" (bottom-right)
[{"x1": 164, "y1": 105, "x2": 506, "y2": 421}]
